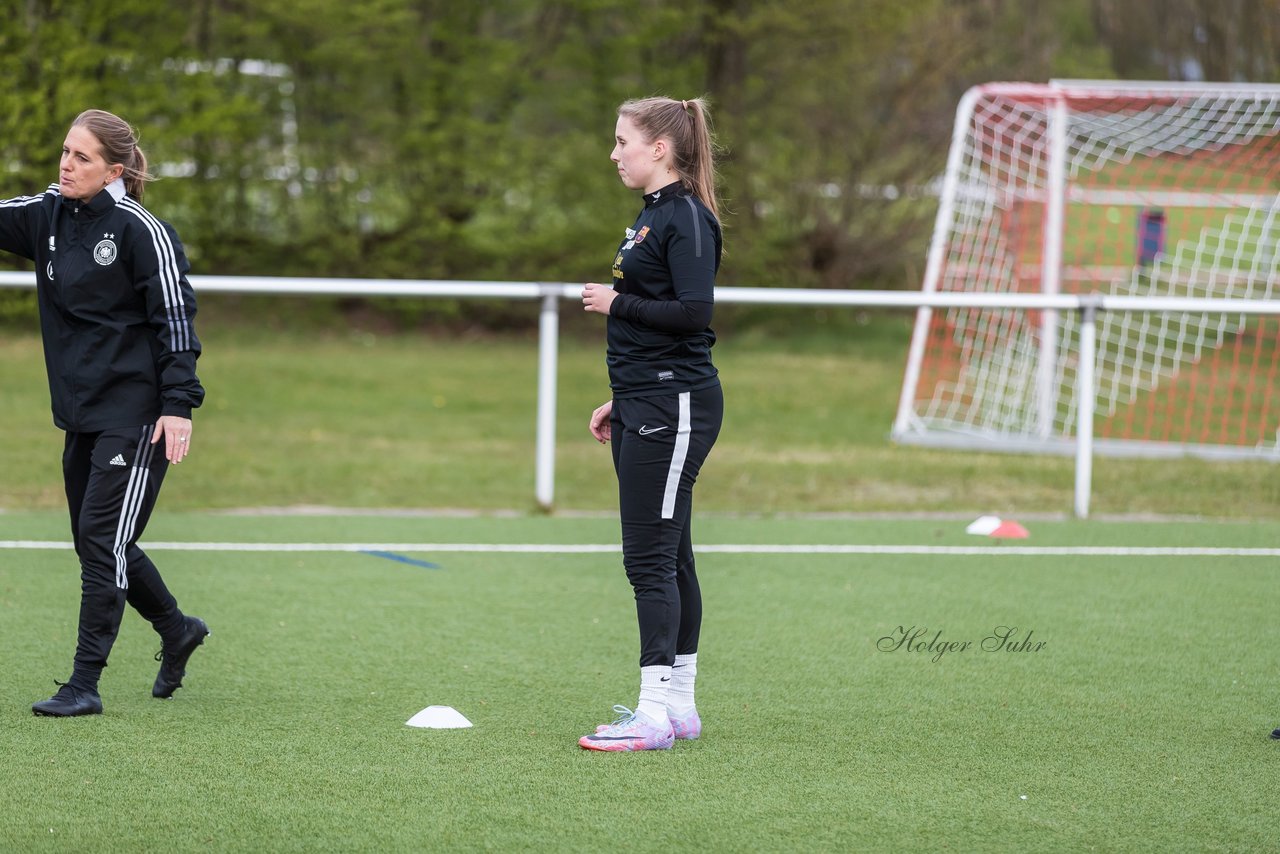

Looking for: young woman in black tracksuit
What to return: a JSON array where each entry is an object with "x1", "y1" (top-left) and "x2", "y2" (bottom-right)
[
  {"x1": 578, "y1": 96, "x2": 724, "y2": 752},
  {"x1": 0, "y1": 109, "x2": 209, "y2": 717}
]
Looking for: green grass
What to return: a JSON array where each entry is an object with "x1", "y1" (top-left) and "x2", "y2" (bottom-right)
[
  {"x1": 2, "y1": 513, "x2": 1278, "y2": 851},
  {"x1": 2, "y1": 315, "x2": 1279, "y2": 519}
]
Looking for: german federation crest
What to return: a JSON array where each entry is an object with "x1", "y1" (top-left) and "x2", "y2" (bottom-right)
[{"x1": 93, "y1": 238, "x2": 117, "y2": 266}]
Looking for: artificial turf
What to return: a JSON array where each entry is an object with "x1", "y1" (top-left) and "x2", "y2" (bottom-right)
[{"x1": 2, "y1": 513, "x2": 1277, "y2": 851}]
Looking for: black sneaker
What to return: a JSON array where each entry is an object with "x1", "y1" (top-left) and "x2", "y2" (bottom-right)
[
  {"x1": 153, "y1": 616, "x2": 210, "y2": 698},
  {"x1": 1272, "y1": 727, "x2": 1280, "y2": 740},
  {"x1": 32, "y1": 681, "x2": 103, "y2": 717}
]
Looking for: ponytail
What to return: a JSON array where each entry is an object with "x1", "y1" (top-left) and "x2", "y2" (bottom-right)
[
  {"x1": 125, "y1": 145, "x2": 150, "y2": 200},
  {"x1": 71, "y1": 109, "x2": 154, "y2": 200},
  {"x1": 618, "y1": 96, "x2": 721, "y2": 220}
]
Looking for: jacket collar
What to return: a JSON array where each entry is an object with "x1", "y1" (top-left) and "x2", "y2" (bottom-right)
[
  {"x1": 643, "y1": 181, "x2": 685, "y2": 208},
  {"x1": 60, "y1": 178, "x2": 126, "y2": 214}
]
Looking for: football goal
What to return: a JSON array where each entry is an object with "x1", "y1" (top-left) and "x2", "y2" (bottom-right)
[{"x1": 894, "y1": 80, "x2": 1280, "y2": 462}]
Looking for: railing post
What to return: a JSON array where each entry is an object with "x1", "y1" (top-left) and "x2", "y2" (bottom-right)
[
  {"x1": 534, "y1": 288, "x2": 560, "y2": 511},
  {"x1": 1074, "y1": 297, "x2": 1100, "y2": 519}
]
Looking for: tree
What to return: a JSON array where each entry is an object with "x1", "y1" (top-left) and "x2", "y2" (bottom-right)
[
  {"x1": 3, "y1": 0, "x2": 1275, "y2": 326},
  {"x1": 1093, "y1": 0, "x2": 1280, "y2": 82}
]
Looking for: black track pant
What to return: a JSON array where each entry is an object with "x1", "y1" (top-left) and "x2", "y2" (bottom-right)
[
  {"x1": 63, "y1": 426, "x2": 185, "y2": 688},
  {"x1": 611, "y1": 384, "x2": 723, "y2": 668}
]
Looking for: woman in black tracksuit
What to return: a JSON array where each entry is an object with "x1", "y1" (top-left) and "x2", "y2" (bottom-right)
[
  {"x1": 0, "y1": 109, "x2": 209, "y2": 717},
  {"x1": 578, "y1": 97, "x2": 724, "y2": 752}
]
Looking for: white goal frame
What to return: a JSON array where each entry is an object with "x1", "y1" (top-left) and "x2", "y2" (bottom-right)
[{"x1": 893, "y1": 80, "x2": 1280, "y2": 473}]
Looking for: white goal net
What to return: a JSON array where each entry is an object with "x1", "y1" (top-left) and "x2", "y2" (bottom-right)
[{"x1": 894, "y1": 80, "x2": 1280, "y2": 460}]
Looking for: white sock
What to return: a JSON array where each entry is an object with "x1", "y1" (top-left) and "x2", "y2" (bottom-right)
[
  {"x1": 668, "y1": 653, "x2": 698, "y2": 715},
  {"x1": 636, "y1": 665, "x2": 672, "y2": 724}
]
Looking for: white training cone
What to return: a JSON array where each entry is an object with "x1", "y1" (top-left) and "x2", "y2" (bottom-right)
[
  {"x1": 406, "y1": 705, "x2": 473, "y2": 729},
  {"x1": 965, "y1": 515, "x2": 1002, "y2": 536}
]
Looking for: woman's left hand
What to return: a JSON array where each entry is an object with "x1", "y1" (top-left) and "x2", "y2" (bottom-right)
[
  {"x1": 152, "y1": 416, "x2": 193, "y2": 464},
  {"x1": 582, "y1": 283, "x2": 617, "y2": 315}
]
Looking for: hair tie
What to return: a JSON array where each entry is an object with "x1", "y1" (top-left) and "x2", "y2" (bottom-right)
[{"x1": 681, "y1": 100, "x2": 688, "y2": 110}]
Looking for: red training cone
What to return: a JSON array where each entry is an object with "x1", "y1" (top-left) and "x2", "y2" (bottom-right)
[{"x1": 989, "y1": 520, "x2": 1029, "y2": 539}]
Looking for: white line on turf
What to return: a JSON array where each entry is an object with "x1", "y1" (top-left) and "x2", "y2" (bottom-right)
[{"x1": 2, "y1": 541, "x2": 1279, "y2": 556}]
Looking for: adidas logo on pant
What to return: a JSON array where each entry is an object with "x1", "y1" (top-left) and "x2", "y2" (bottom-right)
[{"x1": 109, "y1": 454, "x2": 127, "y2": 467}]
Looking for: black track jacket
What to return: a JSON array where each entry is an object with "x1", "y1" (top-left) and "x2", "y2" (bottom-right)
[
  {"x1": 606, "y1": 181, "x2": 721, "y2": 398},
  {"x1": 0, "y1": 181, "x2": 204, "y2": 432}
]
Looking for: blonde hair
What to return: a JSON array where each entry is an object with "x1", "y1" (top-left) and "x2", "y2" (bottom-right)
[
  {"x1": 72, "y1": 109, "x2": 153, "y2": 200},
  {"x1": 618, "y1": 96, "x2": 720, "y2": 220}
]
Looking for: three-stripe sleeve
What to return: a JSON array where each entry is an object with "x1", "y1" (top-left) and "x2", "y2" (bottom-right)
[{"x1": 119, "y1": 198, "x2": 193, "y2": 353}]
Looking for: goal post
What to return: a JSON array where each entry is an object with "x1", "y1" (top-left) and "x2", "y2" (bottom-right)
[{"x1": 894, "y1": 80, "x2": 1280, "y2": 462}]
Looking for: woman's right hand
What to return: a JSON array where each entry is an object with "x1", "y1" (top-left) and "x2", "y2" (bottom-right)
[{"x1": 589, "y1": 400, "x2": 613, "y2": 444}]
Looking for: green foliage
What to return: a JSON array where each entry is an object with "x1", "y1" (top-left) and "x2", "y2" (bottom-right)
[
  {"x1": 11, "y1": 0, "x2": 1263, "y2": 300},
  {"x1": 2, "y1": 1, "x2": 1276, "y2": 335},
  {"x1": 1095, "y1": 0, "x2": 1280, "y2": 82}
]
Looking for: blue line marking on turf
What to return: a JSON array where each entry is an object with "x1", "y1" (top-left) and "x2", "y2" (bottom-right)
[{"x1": 361, "y1": 550, "x2": 442, "y2": 570}]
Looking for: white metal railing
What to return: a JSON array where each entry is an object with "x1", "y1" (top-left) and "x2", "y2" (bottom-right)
[{"x1": 5, "y1": 270, "x2": 1279, "y2": 517}]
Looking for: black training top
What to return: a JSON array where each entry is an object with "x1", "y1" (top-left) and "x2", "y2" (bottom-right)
[
  {"x1": 0, "y1": 181, "x2": 204, "y2": 432},
  {"x1": 606, "y1": 181, "x2": 721, "y2": 398}
]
